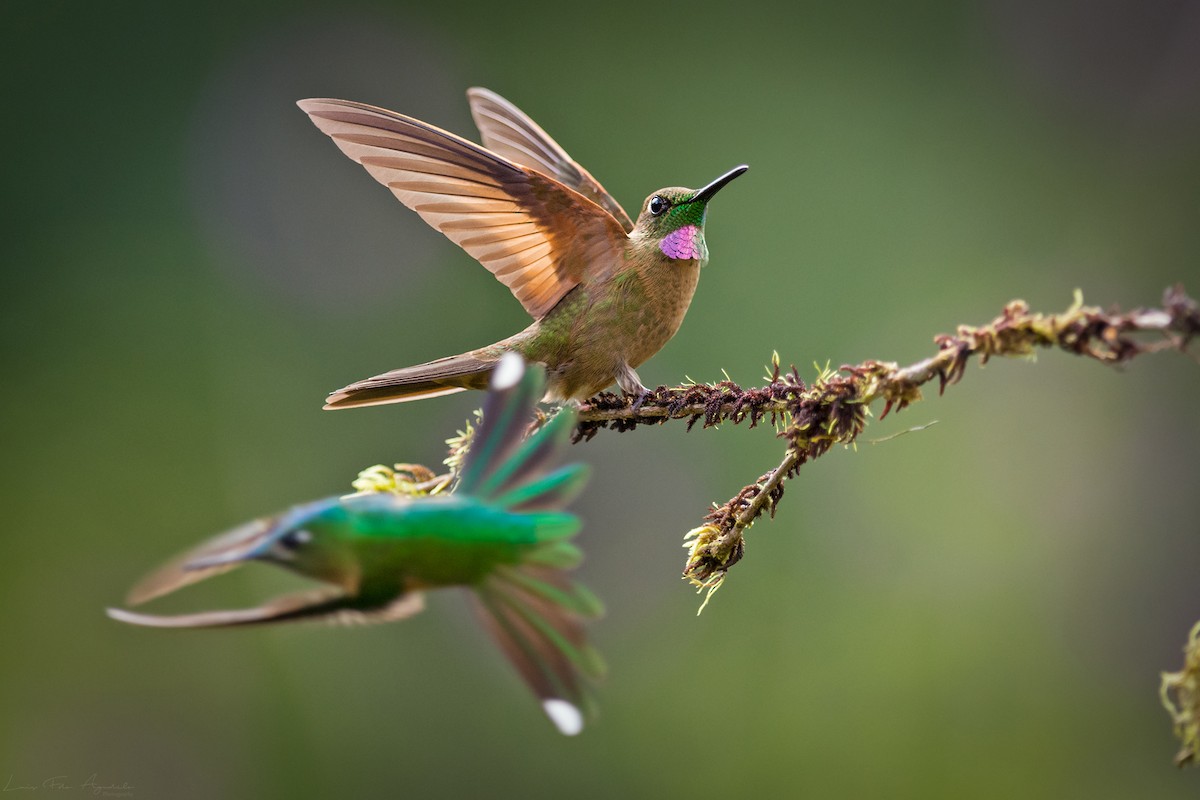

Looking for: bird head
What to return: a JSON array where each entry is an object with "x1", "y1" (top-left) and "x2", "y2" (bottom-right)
[{"x1": 633, "y1": 165, "x2": 748, "y2": 260}]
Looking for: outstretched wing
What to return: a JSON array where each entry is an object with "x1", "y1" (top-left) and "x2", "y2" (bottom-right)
[
  {"x1": 466, "y1": 87, "x2": 634, "y2": 233},
  {"x1": 123, "y1": 517, "x2": 275, "y2": 606},
  {"x1": 108, "y1": 589, "x2": 426, "y2": 629},
  {"x1": 122, "y1": 497, "x2": 344, "y2": 606},
  {"x1": 298, "y1": 98, "x2": 629, "y2": 320}
]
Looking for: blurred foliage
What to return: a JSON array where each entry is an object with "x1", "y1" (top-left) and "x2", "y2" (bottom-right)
[{"x1": 2, "y1": 0, "x2": 1199, "y2": 797}]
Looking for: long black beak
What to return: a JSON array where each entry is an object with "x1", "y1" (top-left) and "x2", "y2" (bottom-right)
[{"x1": 691, "y1": 165, "x2": 748, "y2": 205}]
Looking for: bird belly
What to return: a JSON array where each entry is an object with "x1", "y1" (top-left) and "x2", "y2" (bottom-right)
[{"x1": 532, "y1": 261, "x2": 701, "y2": 400}]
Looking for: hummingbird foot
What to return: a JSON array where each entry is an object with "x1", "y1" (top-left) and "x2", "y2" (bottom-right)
[
  {"x1": 614, "y1": 363, "x2": 648, "y2": 397},
  {"x1": 630, "y1": 389, "x2": 654, "y2": 413}
]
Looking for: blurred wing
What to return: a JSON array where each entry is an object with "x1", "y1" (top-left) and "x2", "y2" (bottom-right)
[
  {"x1": 124, "y1": 497, "x2": 346, "y2": 606},
  {"x1": 298, "y1": 98, "x2": 629, "y2": 320},
  {"x1": 467, "y1": 87, "x2": 634, "y2": 233},
  {"x1": 125, "y1": 517, "x2": 276, "y2": 606},
  {"x1": 471, "y1": 564, "x2": 605, "y2": 735},
  {"x1": 108, "y1": 589, "x2": 425, "y2": 629}
]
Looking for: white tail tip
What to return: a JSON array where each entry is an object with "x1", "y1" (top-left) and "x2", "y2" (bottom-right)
[
  {"x1": 541, "y1": 698, "x2": 583, "y2": 736},
  {"x1": 491, "y1": 352, "x2": 525, "y2": 391}
]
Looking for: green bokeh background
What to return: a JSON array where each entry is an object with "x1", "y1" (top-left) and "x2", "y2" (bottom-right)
[{"x1": 4, "y1": 1, "x2": 1199, "y2": 797}]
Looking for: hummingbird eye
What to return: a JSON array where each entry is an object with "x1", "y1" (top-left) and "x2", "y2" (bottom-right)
[
  {"x1": 279, "y1": 528, "x2": 313, "y2": 552},
  {"x1": 648, "y1": 195, "x2": 669, "y2": 216}
]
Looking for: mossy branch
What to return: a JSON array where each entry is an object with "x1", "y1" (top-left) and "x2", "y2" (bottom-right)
[{"x1": 570, "y1": 285, "x2": 1199, "y2": 599}]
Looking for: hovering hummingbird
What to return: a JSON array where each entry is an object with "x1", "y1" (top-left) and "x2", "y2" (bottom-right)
[
  {"x1": 108, "y1": 354, "x2": 603, "y2": 735},
  {"x1": 299, "y1": 87, "x2": 747, "y2": 409}
]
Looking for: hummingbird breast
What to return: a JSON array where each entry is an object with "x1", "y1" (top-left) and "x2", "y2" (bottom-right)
[{"x1": 523, "y1": 246, "x2": 703, "y2": 400}]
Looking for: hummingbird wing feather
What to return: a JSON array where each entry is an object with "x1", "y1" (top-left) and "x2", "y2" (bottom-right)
[
  {"x1": 124, "y1": 517, "x2": 276, "y2": 606},
  {"x1": 298, "y1": 98, "x2": 629, "y2": 320},
  {"x1": 466, "y1": 87, "x2": 635, "y2": 233},
  {"x1": 108, "y1": 588, "x2": 425, "y2": 628},
  {"x1": 124, "y1": 497, "x2": 349, "y2": 605}
]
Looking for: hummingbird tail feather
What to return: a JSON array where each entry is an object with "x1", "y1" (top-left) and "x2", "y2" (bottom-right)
[
  {"x1": 479, "y1": 411, "x2": 587, "y2": 507},
  {"x1": 522, "y1": 540, "x2": 584, "y2": 570},
  {"x1": 471, "y1": 563, "x2": 605, "y2": 735},
  {"x1": 493, "y1": 462, "x2": 589, "y2": 513},
  {"x1": 454, "y1": 354, "x2": 543, "y2": 495},
  {"x1": 459, "y1": 362, "x2": 589, "y2": 533},
  {"x1": 458, "y1": 355, "x2": 602, "y2": 734},
  {"x1": 456, "y1": 357, "x2": 586, "y2": 513},
  {"x1": 324, "y1": 352, "x2": 498, "y2": 410}
]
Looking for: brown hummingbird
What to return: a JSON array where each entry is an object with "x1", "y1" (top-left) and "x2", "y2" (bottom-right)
[{"x1": 299, "y1": 87, "x2": 746, "y2": 409}]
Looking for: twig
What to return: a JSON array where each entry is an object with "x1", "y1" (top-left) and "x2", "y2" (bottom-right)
[{"x1": 571, "y1": 285, "x2": 1199, "y2": 597}]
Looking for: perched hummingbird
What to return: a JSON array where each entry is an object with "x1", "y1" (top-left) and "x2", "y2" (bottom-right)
[
  {"x1": 108, "y1": 354, "x2": 603, "y2": 735},
  {"x1": 298, "y1": 87, "x2": 747, "y2": 408}
]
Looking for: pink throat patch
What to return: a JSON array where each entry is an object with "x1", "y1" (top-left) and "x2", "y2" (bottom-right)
[{"x1": 659, "y1": 225, "x2": 700, "y2": 260}]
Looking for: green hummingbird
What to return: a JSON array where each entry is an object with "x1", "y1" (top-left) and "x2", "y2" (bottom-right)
[
  {"x1": 107, "y1": 354, "x2": 603, "y2": 735},
  {"x1": 299, "y1": 87, "x2": 747, "y2": 409}
]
